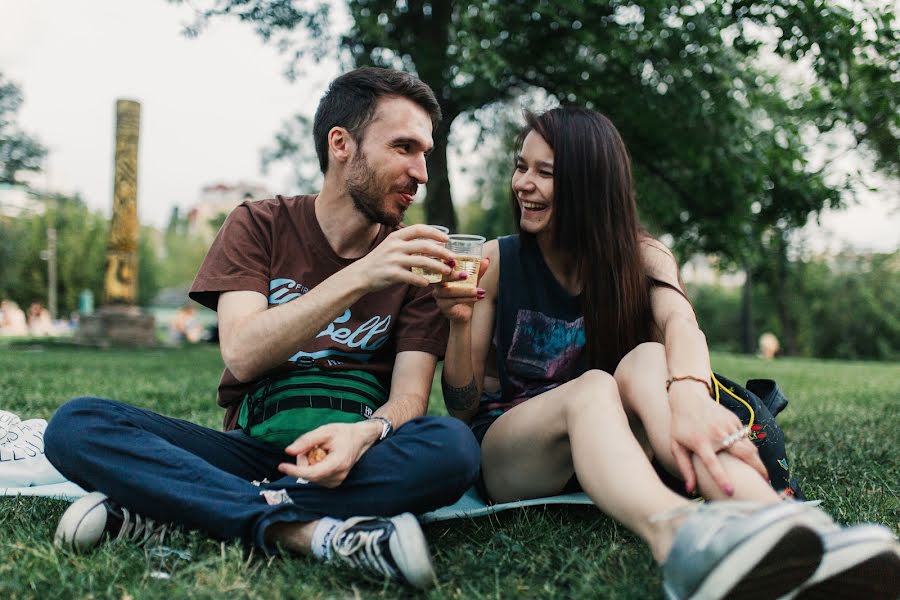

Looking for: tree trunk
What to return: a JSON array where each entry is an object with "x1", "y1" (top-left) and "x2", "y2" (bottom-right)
[
  {"x1": 424, "y1": 119, "x2": 457, "y2": 231},
  {"x1": 740, "y1": 264, "x2": 754, "y2": 354},
  {"x1": 773, "y1": 234, "x2": 799, "y2": 355}
]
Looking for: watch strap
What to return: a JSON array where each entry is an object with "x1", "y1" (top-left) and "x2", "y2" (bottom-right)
[{"x1": 370, "y1": 416, "x2": 393, "y2": 441}]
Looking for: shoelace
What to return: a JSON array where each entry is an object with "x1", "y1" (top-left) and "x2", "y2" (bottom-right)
[
  {"x1": 332, "y1": 521, "x2": 398, "y2": 579},
  {"x1": 113, "y1": 507, "x2": 167, "y2": 547}
]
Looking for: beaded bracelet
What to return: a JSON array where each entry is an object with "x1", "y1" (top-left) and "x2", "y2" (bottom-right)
[{"x1": 666, "y1": 374, "x2": 713, "y2": 395}]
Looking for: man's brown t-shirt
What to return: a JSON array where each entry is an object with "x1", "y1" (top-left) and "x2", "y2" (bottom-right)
[{"x1": 189, "y1": 195, "x2": 449, "y2": 430}]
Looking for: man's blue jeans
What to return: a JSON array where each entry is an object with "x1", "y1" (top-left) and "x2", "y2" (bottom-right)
[{"x1": 44, "y1": 397, "x2": 479, "y2": 553}]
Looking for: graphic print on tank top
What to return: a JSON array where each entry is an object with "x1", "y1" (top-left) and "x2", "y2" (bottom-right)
[{"x1": 505, "y1": 309, "x2": 586, "y2": 400}]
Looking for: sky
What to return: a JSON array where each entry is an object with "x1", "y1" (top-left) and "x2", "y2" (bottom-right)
[{"x1": 1, "y1": 0, "x2": 897, "y2": 254}]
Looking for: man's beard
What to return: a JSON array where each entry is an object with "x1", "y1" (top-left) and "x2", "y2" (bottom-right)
[{"x1": 346, "y1": 150, "x2": 406, "y2": 227}]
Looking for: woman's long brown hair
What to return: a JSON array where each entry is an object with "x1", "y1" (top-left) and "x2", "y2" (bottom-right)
[{"x1": 514, "y1": 107, "x2": 672, "y2": 373}]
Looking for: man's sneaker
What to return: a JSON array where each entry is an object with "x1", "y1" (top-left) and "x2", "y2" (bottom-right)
[
  {"x1": 781, "y1": 513, "x2": 900, "y2": 600},
  {"x1": 54, "y1": 491, "x2": 167, "y2": 551},
  {"x1": 329, "y1": 512, "x2": 436, "y2": 590},
  {"x1": 661, "y1": 501, "x2": 824, "y2": 600}
]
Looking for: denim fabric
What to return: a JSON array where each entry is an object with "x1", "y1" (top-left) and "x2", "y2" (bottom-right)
[{"x1": 44, "y1": 397, "x2": 479, "y2": 553}]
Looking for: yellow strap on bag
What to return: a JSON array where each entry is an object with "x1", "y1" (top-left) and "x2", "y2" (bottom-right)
[{"x1": 711, "y1": 373, "x2": 755, "y2": 428}]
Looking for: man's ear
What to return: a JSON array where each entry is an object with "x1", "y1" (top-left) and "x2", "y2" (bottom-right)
[{"x1": 328, "y1": 127, "x2": 356, "y2": 165}]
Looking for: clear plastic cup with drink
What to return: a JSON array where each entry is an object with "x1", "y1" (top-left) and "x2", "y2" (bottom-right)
[
  {"x1": 445, "y1": 234, "x2": 485, "y2": 289},
  {"x1": 411, "y1": 225, "x2": 450, "y2": 284}
]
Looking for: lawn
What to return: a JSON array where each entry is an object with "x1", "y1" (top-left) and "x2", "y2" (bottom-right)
[{"x1": 0, "y1": 343, "x2": 897, "y2": 599}]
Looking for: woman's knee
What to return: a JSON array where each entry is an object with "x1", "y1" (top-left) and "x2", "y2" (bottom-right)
[
  {"x1": 614, "y1": 342, "x2": 666, "y2": 394},
  {"x1": 564, "y1": 369, "x2": 622, "y2": 418}
]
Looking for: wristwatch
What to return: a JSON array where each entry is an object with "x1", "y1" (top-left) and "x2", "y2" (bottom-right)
[{"x1": 371, "y1": 416, "x2": 393, "y2": 441}]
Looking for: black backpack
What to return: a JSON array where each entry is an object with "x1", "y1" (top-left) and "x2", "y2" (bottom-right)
[
  {"x1": 654, "y1": 374, "x2": 804, "y2": 500},
  {"x1": 711, "y1": 373, "x2": 804, "y2": 500}
]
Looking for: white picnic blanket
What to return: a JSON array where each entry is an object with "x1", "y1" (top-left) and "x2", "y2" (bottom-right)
[
  {"x1": 419, "y1": 487, "x2": 594, "y2": 522},
  {"x1": 1, "y1": 409, "x2": 592, "y2": 517}
]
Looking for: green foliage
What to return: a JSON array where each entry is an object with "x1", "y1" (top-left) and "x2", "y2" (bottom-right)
[
  {"x1": 0, "y1": 194, "x2": 108, "y2": 315},
  {"x1": 0, "y1": 73, "x2": 47, "y2": 185},
  {"x1": 175, "y1": 0, "x2": 898, "y2": 260},
  {"x1": 0, "y1": 196, "x2": 165, "y2": 313},
  {"x1": 157, "y1": 212, "x2": 213, "y2": 290},
  {"x1": 691, "y1": 251, "x2": 899, "y2": 361},
  {"x1": 800, "y1": 252, "x2": 899, "y2": 361},
  {"x1": 137, "y1": 226, "x2": 162, "y2": 307},
  {"x1": 687, "y1": 283, "x2": 744, "y2": 354},
  {"x1": 0, "y1": 345, "x2": 897, "y2": 597}
]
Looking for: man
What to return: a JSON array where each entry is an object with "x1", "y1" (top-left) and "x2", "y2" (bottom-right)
[{"x1": 45, "y1": 67, "x2": 481, "y2": 590}]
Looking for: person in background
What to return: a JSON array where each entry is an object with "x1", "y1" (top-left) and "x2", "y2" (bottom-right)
[
  {"x1": 759, "y1": 332, "x2": 781, "y2": 360},
  {"x1": 0, "y1": 300, "x2": 28, "y2": 336},
  {"x1": 27, "y1": 302, "x2": 54, "y2": 336},
  {"x1": 170, "y1": 304, "x2": 204, "y2": 344}
]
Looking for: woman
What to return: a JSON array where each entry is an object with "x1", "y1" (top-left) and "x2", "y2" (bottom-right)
[{"x1": 435, "y1": 107, "x2": 898, "y2": 600}]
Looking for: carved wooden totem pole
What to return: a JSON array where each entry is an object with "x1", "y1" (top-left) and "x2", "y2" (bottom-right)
[
  {"x1": 77, "y1": 99, "x2": 156, "y2": 346},
  {"x1": 104, "y1": 99, "x2": 140, "y2": 305}
]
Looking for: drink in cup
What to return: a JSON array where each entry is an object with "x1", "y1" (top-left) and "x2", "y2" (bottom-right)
[
  {"x1": 445, "y1": 234, "x2": 485, "y2": 289},
  {"x1": 411, "y1": 225, "x2": 449, "y2": 284}
]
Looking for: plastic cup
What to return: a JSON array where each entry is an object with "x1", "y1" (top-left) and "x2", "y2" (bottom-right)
[
  {"x1": 445, "y1": 234, "x2": 486, "y2": 289},
  {"x1": 411, "y1": 225, "x2": 450, "y2": 284}
]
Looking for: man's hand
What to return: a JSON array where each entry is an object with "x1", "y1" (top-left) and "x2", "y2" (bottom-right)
[
  {"x1": 349, "y1": 225, "x2": 457, "y2": 292},
  {"x1": 277, "y1": 421, "x2": 382, "y2": 488},
  {"x1": 433, "y1": 257, "x2": 491, "y2": 323},
  {"x1": 668, "y1": 382, "x2": 768, "y2": 496}
]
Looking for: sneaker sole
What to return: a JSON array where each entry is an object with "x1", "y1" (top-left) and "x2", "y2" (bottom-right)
[
  {"x1": 54, "y1": 491, "x2": 110, "y2": 551},
  {"x1": 688, "y1": 519, "x2": 823, "y2": 600},
  {"x1": 791, "y1": 542, "x2": 900, "y2": 600},
  {"x1": 388, "y1": 513, "x2": 437, "y2": 590}
]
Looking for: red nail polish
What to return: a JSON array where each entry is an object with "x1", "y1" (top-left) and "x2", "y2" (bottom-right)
[
  {"x1": 448, "y1": 260, "x2": 456, "y2": 268},
  {"x1": 458, "y1": 272, "x2": 468, "y2": 279},
  {"x1": 725, "y1": 485, "x2": 734, "y2": 496}
]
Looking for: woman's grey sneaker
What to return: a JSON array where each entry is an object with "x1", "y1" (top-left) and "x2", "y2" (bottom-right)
[
  {"x1": 330, "y1": 512, "x2": 436, "y2": 590},
  {"x1": 661, "y1": 501, "x2": 824, "y2": 600},
  {"x1": 782, "y1": 519, "x2": 900, "y2": 600},
  {"x1": 54, "y1": 491, "x2": 167, "y2": 551}
]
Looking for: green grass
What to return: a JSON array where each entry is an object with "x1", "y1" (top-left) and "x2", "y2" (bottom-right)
[{"x1": 0, "y1": 344, "x2": 897, "y2": 599}]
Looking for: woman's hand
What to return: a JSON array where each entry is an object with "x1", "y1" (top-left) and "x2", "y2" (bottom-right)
[
  {"x1": 433, "y1": 257, "x2": 490, "y2": 324},
  {"x1": 668, "y1": 381, "x2": 768, "y2": 496}
]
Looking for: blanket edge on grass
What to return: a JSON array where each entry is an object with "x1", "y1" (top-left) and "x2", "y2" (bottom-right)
[{"x1": 1, "y1": 483, "x2": 593, "y2": 522}]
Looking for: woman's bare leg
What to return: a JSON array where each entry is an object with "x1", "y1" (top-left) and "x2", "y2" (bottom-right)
[
  {"x1": 614, "y1": 342, "x2": 779, "y2": 502},
  {"x1": 481, "y1": 370, "x2": 691, "y2": 562}
]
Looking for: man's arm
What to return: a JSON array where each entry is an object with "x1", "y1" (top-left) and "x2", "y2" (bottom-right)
[
  {"x1": 217, "y1": 272, "x2": 366, "y2": 382},
  {"x1": 376, "y1": 349, "x2": 438, "y2": 426},
  {"x1": 276, "y1": 351, "x2": 438, "y2": 487},
  {"x1": 217, "y1": 225, "x2": 455, "y2": 382}
]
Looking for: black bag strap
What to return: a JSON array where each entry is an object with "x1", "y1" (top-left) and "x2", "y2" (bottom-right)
[{"x1": 248, "y1": 395, "x2": 374, "y2": 428}]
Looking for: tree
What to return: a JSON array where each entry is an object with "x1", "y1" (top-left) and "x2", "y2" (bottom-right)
[
  {"x1": 0, "y1": 73, "x2": 47, "y2": 185},
  {"x1": 175, "y1": 1, "x2": 897, "y2": 242},
  {"x1": 3, "y1": 194, "x2": 108, "y2": 315}
]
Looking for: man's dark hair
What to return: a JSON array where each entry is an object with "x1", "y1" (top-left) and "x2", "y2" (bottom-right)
[{"x1": 313, "y1": 67, "x2": 441, "y2": 173}]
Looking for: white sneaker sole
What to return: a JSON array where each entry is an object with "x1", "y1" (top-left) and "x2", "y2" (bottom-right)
[
  {"x1": 388, "y1": 512, "x2": 437, "y2": 590},
  {"x1": 684, "y1": 515, "x2": 823, "y2": 600},
  {"x1": 54, "y1": 491, "x2": 110, "y2": 551}
]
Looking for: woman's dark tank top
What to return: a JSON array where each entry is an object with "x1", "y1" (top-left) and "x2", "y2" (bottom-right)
[{"x1": 476, "y1": 234, "x2": 588, "y2": 421}]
